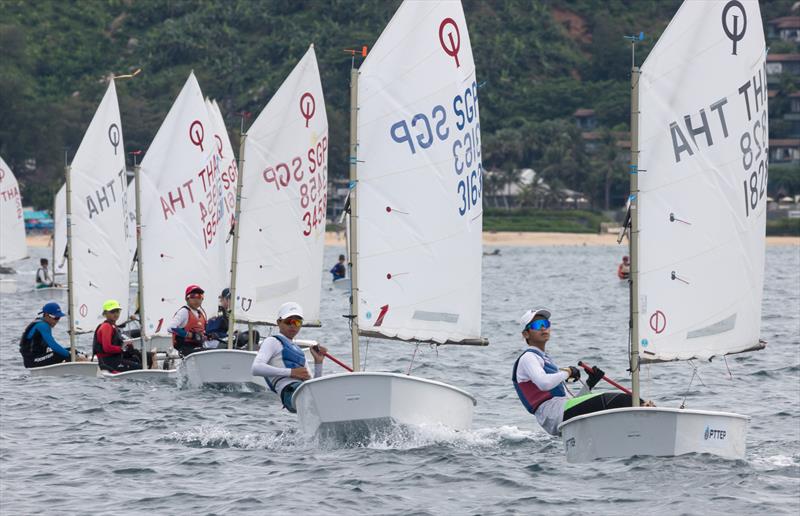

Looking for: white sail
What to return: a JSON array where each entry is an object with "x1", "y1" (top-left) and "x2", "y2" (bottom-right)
[
  {"x1": 356, "y1": 0, "x2": 483, "y2": 344},
  {"x1": 0, "y1": 156, "x2": 27, "y2": 265},
  {"x1": 139, "y1": 73, "x2": 228, "y2": 337},
  {"x1": 637, "y1": 0, "x2": 767, "y2": 362},
  {"x1": 234, "y1": 45, "x2": 327, "y2": 324},
  {"x1": 53, "y1": 184, "x2": 67, "y2": 274},
  {"x1": 69, "y1": 80, "x2": 130, "y2": 332},
  {"x1": 205, "y1": 98, "x2": 238, "y2": 277}
]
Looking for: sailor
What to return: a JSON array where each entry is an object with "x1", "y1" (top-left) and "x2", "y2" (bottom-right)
[
  {"x1": 617, "y1": 256, "x2": 631, "y2": 280},
  {"x1": 19, "y1": 302, "x2": 87, "y2": 368},
  {"x1": 205, "y1": 288, "x2": 259, "y2": 349},
  {"x1": 251, "y1": 301, "x2": 327, "y2": 413},
  {"x1": 512, "y1": 308, "x2": 646, "y2": 436},
  {"x1": 93, "y1": 300, "x2": 153, "y2": 372},
  {"x1": 168, "y1": 284, "x2": 208, "y2": 357},
  {"x1": 35, "y1": 258, "x2": 57, "y2": 288},
  {"x1": 330, "y1": 254, "x2": 346, "y2": 281}
]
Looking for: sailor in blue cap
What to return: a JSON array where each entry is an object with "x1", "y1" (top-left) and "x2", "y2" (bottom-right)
[{"x1": 19, "y1": 302, "x2": 87, "y2": 368}]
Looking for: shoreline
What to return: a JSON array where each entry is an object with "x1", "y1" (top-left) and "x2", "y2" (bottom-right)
[{"x1": 26, "y1": 232, "x2": 799, "y2": 249}]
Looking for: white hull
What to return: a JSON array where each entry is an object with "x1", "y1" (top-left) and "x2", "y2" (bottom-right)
[
  {"x1": 28, "y1": 361, "x2": 99, "y2": 377},
  {"x1": 179, "y1": 349, "x2": 266, "y2": 390},
  {"x1": 100, "y1": 369, "x2": 177, "y2": 383},
  {"x1": 559, "y1": 407, "x2": 748, "y2": 462},
  {"x1": 332, "y1": 278, "x2": 351, "y2": 290},
  {"x1": 293, "y1": 372, "x2": 476, "y2": 439}
]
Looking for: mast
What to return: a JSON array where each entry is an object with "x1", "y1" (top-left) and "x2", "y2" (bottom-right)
[
  {"x1": 134, "y1": 156, "x2": 147, "y2": 369},
  {"x1": 628, "y1": 36, "x2": 642, "y2": 407},
  {"x1": 227, "y1": 120, "x2": 247, "y2": 350},
  {"x1": 51, "y1": 192, "x2": 57, "y2": 281},
  {"x1": 348, "y1": 64, "x2": 361, "y2": 372},
  {"x1": 65, "y1": 162, "x2": 76, "y2": 360}
]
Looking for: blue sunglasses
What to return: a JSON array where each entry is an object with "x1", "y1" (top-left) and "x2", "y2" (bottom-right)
[{"x1": 526, "y1": 319, "x2": 551, "y2": 331}]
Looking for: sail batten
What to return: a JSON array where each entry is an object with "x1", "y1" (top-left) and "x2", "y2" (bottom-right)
[
  {"x1": 356, "y1": 0, "x2": 485, "y2": 345},
  {"x1": 636, "y1": 0, "x2": 767, "y2": 362}
]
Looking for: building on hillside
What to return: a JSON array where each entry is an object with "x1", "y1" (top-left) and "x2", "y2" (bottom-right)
[
  {"x1": 766, "y1": 54, "x2": 800, "y2": 85},
  {"x1": 482, "y1": 168, "x2": 589, "y2": 210},
  {"x1": 573, "y1": 109, "x2": 597, "y2": 131},
  {"x1": 770, "y1": 138, "x2": 800, "y2": 163},
  {"x1": 326, "y1": 177, "x2": 350, "y2": 223},
  {"x1": 787, "y1": 91, "x2": 800, "y2": 138},
  {"x1": 767, "y1": 16, "x2": 800, "y2": 42}
]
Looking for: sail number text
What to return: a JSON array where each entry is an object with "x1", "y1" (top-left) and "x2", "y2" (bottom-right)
[{"x1": 388, "y1": 81, "x2": 483, "y2": 217}]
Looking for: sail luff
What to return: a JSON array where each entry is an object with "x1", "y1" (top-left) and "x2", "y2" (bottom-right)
[
  {"x1": 134, "y1": 162, "x2": 147, "y2": 367},
  {"x1": 630, "y1": 63, "x2": 642, "y2": 407},
  {"x1": 349, "y1": 65, "x2": 362, "y2": 371},
  {"x1": 227, "y1": 130, "x2": 246, "y2": 350},
  {"x1": 65, "y1": 164, "x2": 76, "y2": 357}
]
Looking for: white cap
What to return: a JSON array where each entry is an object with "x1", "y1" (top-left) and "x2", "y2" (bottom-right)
[
  {"x1": 277, "y1": 301, "x2": 304, "y2": 320},
  {"x1": 519, "y1": 308, "x2": 551, "y2": 330}
]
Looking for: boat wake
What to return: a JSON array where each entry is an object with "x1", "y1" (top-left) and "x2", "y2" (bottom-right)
[{"x1": 166, "y1": 422, "x2": 545, "y2": 452}]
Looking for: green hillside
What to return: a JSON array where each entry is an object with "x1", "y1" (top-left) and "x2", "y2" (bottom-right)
[{"x1": 0, "y1": 0, "x2": 796, "y2": 209}]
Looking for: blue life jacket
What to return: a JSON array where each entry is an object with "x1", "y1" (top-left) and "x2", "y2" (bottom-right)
[
  {"x1": 512, "y1": 348, "x2": 566, "y2": 414},
  {"x1": 266, "y1": 334, "x2": 307, "y2": 393}
]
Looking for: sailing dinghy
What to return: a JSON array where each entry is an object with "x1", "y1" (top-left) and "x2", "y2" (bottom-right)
[
  {"x1": 182, "y1": 46, "x2": 327, "y2": 389},
  {"x1": 293, "y1": 0, "x2": 487, "y2": 438},
  {"x1": 560, "y1": 0, "x2": 768, "y2": 462},
  {"x1": 31, "y1": 81, "x2": 131, "y2": 378}
]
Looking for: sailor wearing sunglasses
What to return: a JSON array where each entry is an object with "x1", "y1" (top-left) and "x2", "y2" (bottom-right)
[
  {"x1": 251, "y1": 302, "x2": 327, "y2": 413},
  {"x1": 513, "y1": 308, "x2": 646, "y2": 435}
]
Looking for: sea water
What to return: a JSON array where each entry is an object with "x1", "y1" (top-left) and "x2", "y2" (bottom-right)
[{"x1": 1, "y1": 244, "x2": 798, "y2": 515}]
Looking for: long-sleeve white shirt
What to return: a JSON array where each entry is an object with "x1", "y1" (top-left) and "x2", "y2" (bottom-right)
[
  {"x1": 517, "y1": 349, "x2": 583, "y2": 436},
  {"x1": 251, "y1": 335, "x2": 322, "y2": 396}
]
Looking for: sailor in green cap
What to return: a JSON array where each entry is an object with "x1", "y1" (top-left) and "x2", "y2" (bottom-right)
[{"x1": 93, "y1": 300, "x2": 152, "y2": 372}]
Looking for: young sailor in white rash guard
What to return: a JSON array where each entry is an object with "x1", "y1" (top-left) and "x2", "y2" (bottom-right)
[
  {"x1": 251, "y1": 302, "x2": 327, "y2": 413},
  {"x1": 512, "y1": 308, "x2": 653, "y2": 436}
]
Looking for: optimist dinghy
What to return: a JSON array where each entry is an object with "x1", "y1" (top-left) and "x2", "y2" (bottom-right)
[{"x1": 560, "y1": 0, "x2": 768, "y2": 462}]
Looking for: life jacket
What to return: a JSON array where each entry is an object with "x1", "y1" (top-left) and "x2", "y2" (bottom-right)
[
  {"x1": 512, "y1": 348, "x2": 566, "y2": 414},
  {"x1": 265, "y1": 333, "x2": 307, "y2": 393},
  {"x1": 19, "y1": 320, "x2": 48, "y2": 358},
  {"x1": 92, "y1": 321, "x2": 124, "y2": 358},
  {"x1": 617, "y1": 263, "x2": 630, "y2": 279},
  {"x1": 172, "y1": 306, "x2": 207, "y2": 347}
]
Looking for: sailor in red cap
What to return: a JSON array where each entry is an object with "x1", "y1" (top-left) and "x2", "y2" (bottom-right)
[{"x1": 168, "y1": 284, "x2": 208, "y2": 356}]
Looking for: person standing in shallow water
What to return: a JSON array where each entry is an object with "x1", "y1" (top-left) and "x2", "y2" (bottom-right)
[
  {"x1": 512, "y1": 308, "x2": 652, "y2": 436},
  {"x1": 251, "y1": 301, "x2": 327, "y2": 413}
]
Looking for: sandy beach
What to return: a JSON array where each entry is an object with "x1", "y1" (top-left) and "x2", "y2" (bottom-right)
[{"x1": 27, "y1": 232, "x2": 798, "y2": 248}]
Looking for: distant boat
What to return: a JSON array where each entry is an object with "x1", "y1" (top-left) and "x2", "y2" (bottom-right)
[
  {"x1": 294, "y1": 0, "x2": 487, "y2": 439},
  {"x1": 560, "y1": 0, "x2": 768, "y2": 462}
]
